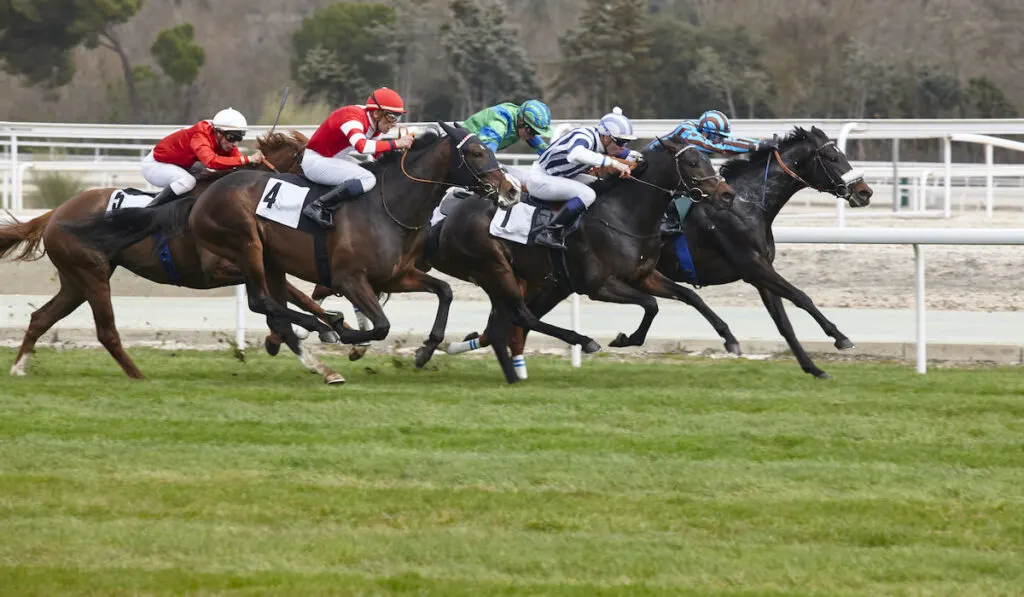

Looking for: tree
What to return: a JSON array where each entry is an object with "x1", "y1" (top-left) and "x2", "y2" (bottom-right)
[
  {"x1": 555, "y1": 0, "x2": 653, "y2": 117},
  {"x1": 291, "y1": 2, "x2": 397, "y2": 105},
  {"x1": 963, "y1": 76, "x2": 1017, "y2": 118},
  {"x1": 151, "y1": 23, "x2": 206, "y2": 121},
  {"x1": 439, "y1": 0, "x2": 541, "y2": 116},
  {"x1": 0, "y1": 0, "x2": 146, "y2": 120}
]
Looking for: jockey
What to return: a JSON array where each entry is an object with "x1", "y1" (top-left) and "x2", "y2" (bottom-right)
[
  {"x1": 655, "y1": 109, "x2": 777, "y2": 155},
  {"x1": 142, "y1": 107, "x2": 262, "y2": 207},
  {"x1": 301, "y1": 87, "x2": 416, "y2": 228},
  {"x1": 529, "y1": 107, "x2": 642, "y2": 250},
  {"x1": 462, "y1": 99, "x2": 553, "y2": 156}
]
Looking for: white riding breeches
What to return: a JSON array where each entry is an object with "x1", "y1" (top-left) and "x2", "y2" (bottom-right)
[
  {"x1": 302, "y1": 149, "x2": 377, "y2": 194},
  {"x1": 527, "y1": 162, "x2": 597, "y2": 207},
  {"x1": 141, "y1": 151, "x2": 196, "y2": 195}
]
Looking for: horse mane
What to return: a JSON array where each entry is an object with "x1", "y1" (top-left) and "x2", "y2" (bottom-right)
[
  {"x1": 256, "y1": 130, "x2": 308, "y2": 153},
  {"x1": 361, "y1": 131, "x2": 442, "y2": 175},
  {"x1": 719, "y1": 127, "x2": 811, "y2": 180}
]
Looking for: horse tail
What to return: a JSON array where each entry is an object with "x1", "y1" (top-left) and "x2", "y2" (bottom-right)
[
  {"x1": 61, "y1": 198, "x2": 197, "y2": 260},
  {"x1": 0, "y1": 210, "x2": 54, "y2": 262}
]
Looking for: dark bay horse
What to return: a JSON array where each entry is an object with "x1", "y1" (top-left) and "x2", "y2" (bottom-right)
[
  {"x1": 74, "y1": 122, "x2": 513, "y2": 383},
  {"x1": 0, "y1": 132, "x2": 344, "y2": 379},
  {"x1": 422, "y1": 136, "x2": 735, "y2": 383},
  {"x1": 461, "y1": 127, "x2": 874, "y2": 379}
]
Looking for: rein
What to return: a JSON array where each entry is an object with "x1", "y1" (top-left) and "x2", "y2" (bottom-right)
[
  {"x1": 399, "y1": 133, "x2": 501, "y2": 198},
  {"x1": 627, "y1": 145, "x2": 720, "y2": 200}
]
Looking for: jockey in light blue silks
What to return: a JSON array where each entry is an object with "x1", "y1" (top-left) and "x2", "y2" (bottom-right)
[{"x1": 651, "y1": 109, "x2": 778, "y2": 155}]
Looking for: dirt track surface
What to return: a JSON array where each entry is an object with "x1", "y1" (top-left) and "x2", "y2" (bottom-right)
[{"x1": 2, "y1": 211, "x2": 1022, "y2": 312}]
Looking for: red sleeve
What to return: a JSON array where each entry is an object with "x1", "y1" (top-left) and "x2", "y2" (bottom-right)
[
  {"x1": 341, "y1": 118, "x2": 387, "y2": 155},
  {"x1": 372, "y1": 140, "x2": 397, "y2": 161},
  {"x1": 189, "y1": 130, "x2": 248, "y2": 169}
]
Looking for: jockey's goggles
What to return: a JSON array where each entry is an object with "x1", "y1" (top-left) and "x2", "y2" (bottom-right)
[
  {"x1": 611, "y1": 136, "x2": 631, "y2": 147},
  {"x1": 381, "y1": 111, "x2": 402, "y2": 124},
  {"x1": 219, "y1": 130, "x2": 244, "y2": 143}
]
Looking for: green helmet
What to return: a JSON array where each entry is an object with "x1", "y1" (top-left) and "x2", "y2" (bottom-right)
[{"x1": 519, "y1": 99, "x2": 552, "y2": 136}]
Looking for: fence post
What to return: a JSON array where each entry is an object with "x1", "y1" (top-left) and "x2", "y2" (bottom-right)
[
  {"x1": 914, "y1": 244, "x2": 926, "y2": 374},
  {"x1": 570, "y1": 293, "x2": 582, "y2": 368},
  {"x1": 10, "y1": 132, "x2": 18, "y2": 213},
  {"x1": 985, "y1": 143, "x2": 994, "y2": 218},
  {"x1": 891, "y1": 138, "x2": 900, "y2": 212},
  {"x1": 235, "y1": 285, "x2": 246, "y2": 349},
  {"x1": 943, "y1": 136, "x2": 952, "y2": 218}
]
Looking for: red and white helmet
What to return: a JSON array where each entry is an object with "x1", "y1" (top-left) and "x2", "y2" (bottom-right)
[{"x1": 365, "y1": 87, "x2": 407, "y2": 114}]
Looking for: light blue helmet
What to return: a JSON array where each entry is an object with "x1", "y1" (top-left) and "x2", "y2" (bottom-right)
[
  {"x1": 597, "y1": 106, "x2": 637, "y2": 140},
  {"x1": 519, "y1": 99, "x2": 552, "y2": 136},
  {"x1": 697, "y1": 109, "x2": 731, "y2": 139}
]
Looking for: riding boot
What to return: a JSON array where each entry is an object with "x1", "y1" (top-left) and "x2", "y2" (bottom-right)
[
  {"x1": 534, "y1": 197, "x2": 586, "y2": 250},
  {"x1": 302, "y1": 180, "x2": 363, "y2": 229},
  {"x1": 147, "y1": 187, "x2": 180, "y2": 208}
]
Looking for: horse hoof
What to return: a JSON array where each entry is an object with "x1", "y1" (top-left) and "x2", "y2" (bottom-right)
[
  {"x1": 835, "y1": 338, "x2": 856, "y2": 350},
  {"x1": 325, "y1": 373, "x2": 346, "y2": 385},
  {"x1": 813, "y1": 371, "x2": 833, "y2": 380},
  {"x1": 725, "y1": 341, "x2": 742, "y2": 355},
  {"x1": 324, "y1": 309, "x2": 344, "y2": 326},
  {"x1": 264, "y1": 336, "x2": 281, "y2": 357},
  {"x1": 463, "y1": 331, "x2": 480, "y2": 342},
  {"x1": 319, "y1": 330, "x2": 340, "y2": 344},
  {"x1": 348, "y1": 344, "x2": 369, "y2": 361},
  {"x1": 608, "y1": 332, "x2": 629, "y2": 348},
  {"x1": 292, "y1": 323, "x2": 310, "y2": 340},
  {"x1": 415, "y1": 344, "x2": 436, "y2": 368},
  {"x1": 582, "y1": 339, "x2": 602, "y2": 354}
]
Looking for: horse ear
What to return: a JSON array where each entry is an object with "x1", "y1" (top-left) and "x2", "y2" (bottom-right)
[{"x1": 438, "y1": 121, "x2": 457, "y2": 137}]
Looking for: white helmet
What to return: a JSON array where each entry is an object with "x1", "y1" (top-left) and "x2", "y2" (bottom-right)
[
  {"x1": 597, "y1": 106, "x2": 637, "y2": 141},
  {"x1": 211, "y1": 107, "x2": 248, "y2": 132}
]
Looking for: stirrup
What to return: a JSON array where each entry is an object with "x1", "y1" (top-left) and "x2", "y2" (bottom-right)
[
  {"x1": 534, "y1": 228, "x2": 566, "y2": 250},
  {"x1": 302, "y1": 202, "x2": 334, "y2": 229}
]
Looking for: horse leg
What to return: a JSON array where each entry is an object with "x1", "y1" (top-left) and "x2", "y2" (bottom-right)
[
  {"x1": 332, "y1": 275, "x2": 391, "y2": 345},
  {"x1": 584, "y1": 278, "x2": 661, "y2": 348},
  {"x1": 637, "y1": 271, "x2": 741, "y2": 355},
  {"x1": 84, "y1": 281, "x2": 144, "y2": 379},
  {"x1": 382, "y1": 269, "x2": 453, "y2": 368},
  {"x1": 486, "y1": 303, "x2": 518, "y2": 384},
  {"x1": 10, "y1": 283, "x2": 85, "y2": 376},
  {"x1": 757, "y1": 287, "x2": 831, "y2": 379},
  {"x1": 349, "y1": 293, "x2": 383, "y2": 360},
  {"x1": 509, "y1": 325, "x2": 527, "y2": 380},
  {"x1": 747, "y1": 264, "x2": 854, "y2": 350},
  {"x1": 267, "y1": 271, "x2": 344, "y2": 384}
]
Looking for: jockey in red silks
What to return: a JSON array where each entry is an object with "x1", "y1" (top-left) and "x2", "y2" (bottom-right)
[
  {"x1": 142, "y1": 107, "x2": 263, "y2": 207},
  {"x1": 301, "y1": 87, "x2": 416, "y2": 228}
]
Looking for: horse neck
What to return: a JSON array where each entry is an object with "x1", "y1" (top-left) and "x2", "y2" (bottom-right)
[
  {"x1": 382, "y1": 141, "x2": 450, "y2": 228},
  {"x1": 729, "y1": 154, "x2": 808, "y2": 225},
  {"x1": 591, "y1": 156, "x2": 678, "y2": 230}
]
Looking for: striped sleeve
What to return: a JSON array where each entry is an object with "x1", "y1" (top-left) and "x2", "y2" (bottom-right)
[{"x1": 340, "y1": 119, "x2": 393, "y2": 155}]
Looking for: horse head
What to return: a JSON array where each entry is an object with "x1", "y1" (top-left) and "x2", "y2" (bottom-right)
[
  {"x1": 655, "y1": 136, "x2": 735, "y2": 209},
  {"x1": 773, "y1": 127, "x2": 873, "y2": 207},
  {"x1": 438, "y1": 122, "x2": 518, "y2": 209},
  {"x1": 256, "y1": 130, "x2": 307, "y2": 175}
]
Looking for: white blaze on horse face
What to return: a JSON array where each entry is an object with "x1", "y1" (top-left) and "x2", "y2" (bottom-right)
[{"x1": 842, "y1": 169, "x2": 865, "y2": 184}]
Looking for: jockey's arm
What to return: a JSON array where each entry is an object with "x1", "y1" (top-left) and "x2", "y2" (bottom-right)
[
  {"x1": 567, "y1": 144, "x2": 611, "y2": 168},
  {"x1": 527, "y1": 134, "x2": 549, "y2": 156},
  {"x1": 340, "y1": 120, "x2": 397, "y2": 156},
  {"x1": 477, "y1": 124, "x2": 505, "y2": 154},
  {"x1": 190, "y1": 135, "x2": 249, "y2": 169}
]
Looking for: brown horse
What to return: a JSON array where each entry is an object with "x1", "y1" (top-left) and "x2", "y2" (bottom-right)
[
  {"x1": 0, "y1": 131, "x2": 346, "y2": 381},
  {"x1": 421, "y1": 137, "x2": 735, "y2": 383},
  {"x1": 67, "y1": 122, "x2": 516, "y2": 383}
]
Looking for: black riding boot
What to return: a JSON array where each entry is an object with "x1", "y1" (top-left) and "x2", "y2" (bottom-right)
[
  {"x1": 534, "y1": 203, "x2": 584, "y2": 250},
  {"x1": 147, "y1": 187, "x2": 180, "y2": 208},
  {"x1": 302, "y1": 180, "x2": 363, "y2": 229}
]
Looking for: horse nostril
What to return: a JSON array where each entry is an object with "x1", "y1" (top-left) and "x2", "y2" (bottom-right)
[{"x1": 722, "y1": 191, "x2": 735, "y2": 203}]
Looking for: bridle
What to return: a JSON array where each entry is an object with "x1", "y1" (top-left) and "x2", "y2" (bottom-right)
[
  {"x1": 399, "y1": 132, "x2": 504, "y2": 200},
  {"x1": 767, "y1": 139, "x2": 865, "y2": 203},
  {"x1": 628, "y1": 144, "x2": 723, "y2": 202}
]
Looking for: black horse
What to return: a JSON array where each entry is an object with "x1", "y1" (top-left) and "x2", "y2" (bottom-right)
[
  {"x1": 457, "y1": 126, "x2": 873, "y2": 380},
  {"x1": 423, "y1": 136, "x2": 736, "y2": 383}
]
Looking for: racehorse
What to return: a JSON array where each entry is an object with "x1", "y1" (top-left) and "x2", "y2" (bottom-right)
[
  {"x1": 456, "y1": 126, "x2": 874, "y2": 379},
  {"x1": 0, "y1": 131, "x2": 348, "y2": 381},
  {"x1": 67, "y1": 122, "x2": 516, "y2": 383},
  {"x1": 421, "y1": 135, "x2": 736, "y2": 383}
]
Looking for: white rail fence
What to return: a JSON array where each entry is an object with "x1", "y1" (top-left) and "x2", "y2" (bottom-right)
[
  {"x1": 562, "y1": 228, "x2": 1024, "y2": 374},
  {"x1": 6, "y1": 119, "x2": 1024, "y2": 216}
]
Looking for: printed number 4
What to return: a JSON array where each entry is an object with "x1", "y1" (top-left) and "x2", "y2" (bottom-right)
[{"x1": 263, "y1": 182, "x2": 282, "y2": 208}]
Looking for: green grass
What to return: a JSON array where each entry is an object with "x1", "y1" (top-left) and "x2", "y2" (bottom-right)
[{"x1": 1, "y1": 347, "x2": 1022, "y2": 596}]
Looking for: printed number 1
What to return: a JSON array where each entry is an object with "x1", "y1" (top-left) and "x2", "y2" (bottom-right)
[
  {"x1": 112, "y1": 191, "x2": 125, "y2": 210},
  {"x1": 263, "y1": 182, "x2": 282, "y2": 208}
]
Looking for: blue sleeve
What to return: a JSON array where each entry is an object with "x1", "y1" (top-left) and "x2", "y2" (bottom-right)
[
  {"x1": 614, "y1": 147, "x2": 630, "y2": 159},
  {"x1": 527, "y1": 135, "x2": 548, "y2": 155},
  {"x1": 478, "y1": 126, "x2": 502, "y2": 153}
]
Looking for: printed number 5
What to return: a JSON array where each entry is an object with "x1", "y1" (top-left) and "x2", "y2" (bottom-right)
[{"x1": 112, "y1": 191, "x2": 125, "y2": 210}]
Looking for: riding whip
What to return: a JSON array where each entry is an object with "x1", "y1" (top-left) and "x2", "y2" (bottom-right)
[{"x1": 269, "y1": 86, "x2": 290, "y2": 134}]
